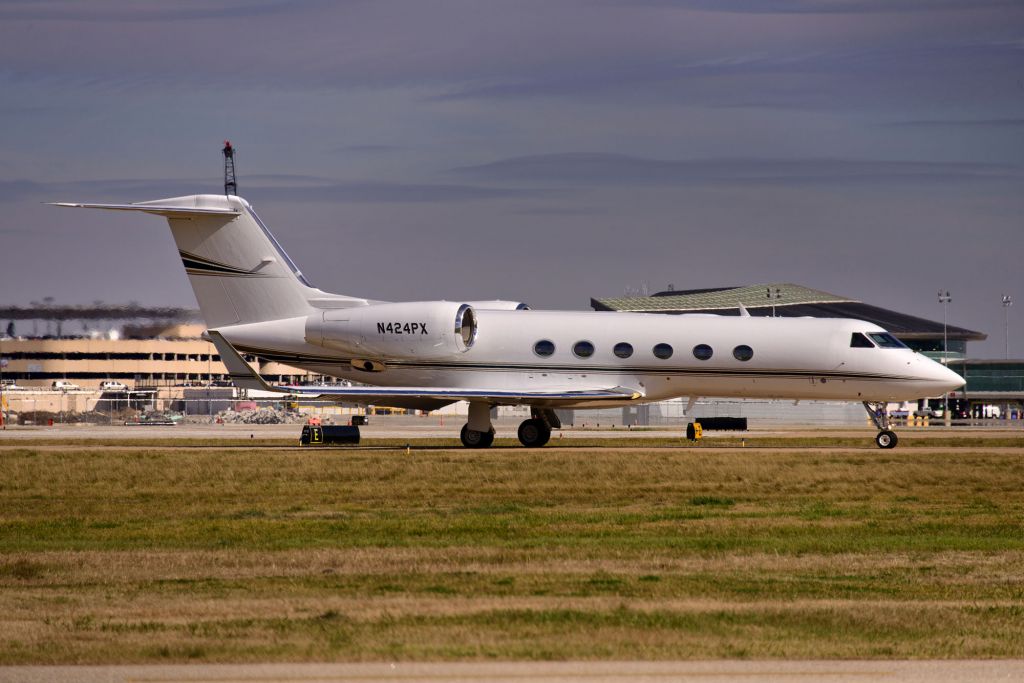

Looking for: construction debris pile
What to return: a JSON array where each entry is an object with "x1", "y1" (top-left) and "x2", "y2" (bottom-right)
[{"x1": 214, "y1": 407, "x2": 307, "y2": 424}]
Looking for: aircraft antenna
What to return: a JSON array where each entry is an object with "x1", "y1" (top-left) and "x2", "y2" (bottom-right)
[{"x1": 222, "y1": 140, "x2": 237, "y2": 196}]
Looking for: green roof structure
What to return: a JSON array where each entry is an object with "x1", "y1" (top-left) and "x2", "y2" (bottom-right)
[
  {"x1": 591, "y1": 282, "x2": 985, "y2": 343},
  {"x1": 593, "y1": 283, "x2": 852, "y2": 313}
]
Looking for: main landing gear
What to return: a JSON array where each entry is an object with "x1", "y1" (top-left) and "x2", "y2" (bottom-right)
[
  {"x1": 517, "y1": 419, "x2": 550, "y2": 447},
  {"x1": 460, "y1": 423, "x2": 495, "y2": 448},
  {"x1": 863, "y1": 401, "x2": 898, "y2": 449},
  {"x1": 459, "y1": 404, "x2": 560, "y2": 448},
  {"x1": 517, "y1": 408, "x2": 558, "y2": 448},
  {"x1": 460, "y1": 401, "x2": 496, "y2": 448}
]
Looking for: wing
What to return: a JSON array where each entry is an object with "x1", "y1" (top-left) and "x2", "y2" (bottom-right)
[{"x1": 208, "y1": 331, "x2": 643, "y2": 409}]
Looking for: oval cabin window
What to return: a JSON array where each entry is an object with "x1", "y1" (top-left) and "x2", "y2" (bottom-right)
[
  {"x1": 613, "y1": 342, "x2": 634, "y2": 359},
  {"x1": 573, "y1": 340, "x2": 595, "y2": 358},
  {"x1": 733, "y1": 345, "x2": 753, "y2": 361},
  {"x1": 653, "y1": 343, "x2": 674, "y2": 360},
  {"x1": 693, "y1": 344, "x2": 713, "y2": 361},
  {"x1": 534, "y1": 340, "x2": 555, "y2": 357}
]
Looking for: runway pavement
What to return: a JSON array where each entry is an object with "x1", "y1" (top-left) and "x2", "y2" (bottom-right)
[
  {"x1": 1, "y1": 417, "x2": 1016, "y2": 442},
  {"x1": 2, "y1": 660, "x2": 1024, "y2": 683}
]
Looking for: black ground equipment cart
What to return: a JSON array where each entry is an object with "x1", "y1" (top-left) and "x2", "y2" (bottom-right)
[{"x1": 300, "y1": 424, "x2": 361, "y2": 446}]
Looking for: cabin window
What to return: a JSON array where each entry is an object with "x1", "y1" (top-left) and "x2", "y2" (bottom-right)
[
  {"x1": 868, "y1": 332, "x2": 906, "y2": 349},
  {"x1": 573, "y1": 340, "x2": 595, "y2": 358},
  {"x1": 613, "y1": 342, "x2": 633, "y2": 359},
  {"x1": 733, "y1": 345, "x2": 754, "y2": 361},
  {"x1": 534, "y1": 340, "x2": 555, "y2": 357},
  {"x1": 693, "y1": 344, "x2": 713, "y2": 360},
  {"x1": 850, "y1": 333, "x2": 875, "y2": 348},
  {"x1": 653, "y1": 343, "x2": 673, "y2": 360}
]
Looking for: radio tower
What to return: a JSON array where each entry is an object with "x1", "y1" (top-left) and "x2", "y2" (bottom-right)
[{"x1": 222, "y1": 140, "x2": 237, "y2": 196}]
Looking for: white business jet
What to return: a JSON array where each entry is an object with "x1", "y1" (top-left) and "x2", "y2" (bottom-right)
[{"x1": 54, "y1": 193, "x2": 963, "y2": 449}]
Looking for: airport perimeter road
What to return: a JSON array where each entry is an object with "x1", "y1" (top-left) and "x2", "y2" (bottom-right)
[{"x1": 3, "y1": 661, "x2": 1024, "y2": 683}]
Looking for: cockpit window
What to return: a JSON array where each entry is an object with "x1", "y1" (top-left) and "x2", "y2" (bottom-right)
[
  {"x1": 868, "y1": 332, "x2": 906, "y2": 349},
  {"x1": 850, "y1": 333, "x2": 875, "y2": 348}
]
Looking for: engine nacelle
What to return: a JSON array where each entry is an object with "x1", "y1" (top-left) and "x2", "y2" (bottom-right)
[
  {"x1": 305, "y1": 301, "x2": 477, "y2": 359},
  {"x1": 463, "y1": 300, "x2": 530, "y2": 311}
]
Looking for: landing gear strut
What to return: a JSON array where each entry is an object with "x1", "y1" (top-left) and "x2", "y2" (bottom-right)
[
  {"x1": 863, "y1": 401, "x2": 898, "y2": 449},
  {"x1": 517, "y1": 408, "x2": 558, "y2": 447},
  {"x1": 461, "y1": 401, "x2": 495, "y2": 448}
]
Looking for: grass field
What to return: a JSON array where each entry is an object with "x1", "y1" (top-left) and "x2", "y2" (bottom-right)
[{"x1": 1, "y1": 434, "x2": 1023, "y2": 662}]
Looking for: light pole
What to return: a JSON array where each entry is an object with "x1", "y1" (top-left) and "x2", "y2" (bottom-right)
[
  {"x1": 938, "y1": 290, "x2": 952, "y2": 420},
  {"x1": 1003, "y1": 294, "x2": 1013, "y2": 359},
  {"x1": 0, "y1": 336, "x2": 5, "y2": 430},
  {"x1": 766, "y1": 287, "x2": 781, "y2": 317}
]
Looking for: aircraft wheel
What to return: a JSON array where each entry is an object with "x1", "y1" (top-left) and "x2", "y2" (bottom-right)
[
  {"x1": 875, "y1": 430, "x2": 898, "y2": 449},
  {"x1": 517, "y1": 419, "x2": 551, "y2": 447},
  {"x1": 461, "y1": 423, "x2": 495, "y2": 448}
]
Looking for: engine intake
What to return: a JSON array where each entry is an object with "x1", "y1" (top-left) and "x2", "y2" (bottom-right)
[{"x1": 306, "y1": 301, "x2": 478, "y2": 359}]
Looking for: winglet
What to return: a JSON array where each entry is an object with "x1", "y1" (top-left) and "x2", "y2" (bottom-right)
[
  {"x1": 206, "y1": 330, "x2": 276, "y2": 392},
  {"x1": 738, "y1": 303, "x2": 751, "y2": 318}
]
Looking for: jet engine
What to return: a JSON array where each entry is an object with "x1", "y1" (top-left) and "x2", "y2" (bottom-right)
[{"x1": 305, "y1": 301, "x2": 477, "y2": 359}]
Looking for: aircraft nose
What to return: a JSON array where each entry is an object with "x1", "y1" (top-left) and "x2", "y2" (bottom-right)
[
  {"x1": 937, "y1": 363, "x2": 966, "y2": 392},
  {"x1": 908, "y1": 356, "x2": 965, "y2": 397},
  {"x1": 922, "y1": 359, "x2": 964, "y2": 394}
]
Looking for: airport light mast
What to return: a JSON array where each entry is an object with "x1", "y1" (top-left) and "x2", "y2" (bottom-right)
[
  {"x1": 938, "y1": 290, "x2": 952, "y2": 421},
  {"x1": 0, "y1": 338, "x2": 5, "y2": 430},
  {"x1": 1003, "y1": 294, "x2": 1013, "y2": 359},
  {"x1": 223, "y1": 141, "x2": 237, "y2": 196},
  {"x1": 766, "y1": 287, "x2": 781, "y2": 317}
]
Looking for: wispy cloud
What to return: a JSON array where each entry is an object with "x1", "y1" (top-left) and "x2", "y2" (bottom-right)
[
  {"x1": 881, "y1": 118, "x2": 1024, "y2": 129},
  {"x1": 510, "y1": 207, "x2": 603, "y2": 216},
  {"x1": 454, "y1": 153, "x2": 1021, "y2": 187},
  {"x1": 0, "y1": 0, "x2": 311, "y2": 23},
  {"x1": 251, "y1": 181, "x2": 557, "y2": 204},
  {"x1": 644, "y1": 0, "x2": 1019, "y2": 14},
  {"x1": 0, "y1": 180, "x2": 44, "y2": 202},
  {"x1": 333, "y1": 145, "x2": 404, "y2": 155},
  {"x1": 0, "y1": 176, "x2": 556, "y2": 205}
]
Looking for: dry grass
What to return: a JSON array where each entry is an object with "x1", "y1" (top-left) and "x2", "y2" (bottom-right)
[{"x1": 1, "y1": 439, "x2": 1023, "y2": 662}]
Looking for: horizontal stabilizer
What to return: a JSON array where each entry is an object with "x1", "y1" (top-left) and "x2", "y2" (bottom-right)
[{"x1": 49, "y1": 202, "x2": 240, "y2": 217}]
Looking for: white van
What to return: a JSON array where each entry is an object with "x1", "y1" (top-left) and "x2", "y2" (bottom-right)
[
  {"x1": 52, "y1": 380, "x2": 80, "y2": 391},
  {"x1": 99, "y1": 381, "x2": 128, "y2": 391}
]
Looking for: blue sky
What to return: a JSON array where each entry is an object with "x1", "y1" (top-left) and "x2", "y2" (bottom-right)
[{"x1": 0, "y1": 0, "x2": 1021, "y2": 355}]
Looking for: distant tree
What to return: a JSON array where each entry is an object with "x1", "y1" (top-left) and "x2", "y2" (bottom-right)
[{"x1": 5, "y1": 321, "x2": 14, "y2": 338}]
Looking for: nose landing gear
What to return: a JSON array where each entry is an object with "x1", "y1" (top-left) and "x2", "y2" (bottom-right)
[
  {"x1": 874, "y1": 430, "x2": 898, "y2": 449},
  {"x1": 863, "y1": 401, "x2": 898, "y2": 449}
]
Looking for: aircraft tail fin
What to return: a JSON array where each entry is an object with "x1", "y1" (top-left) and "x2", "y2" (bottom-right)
[{"x1": 54, "y1": 194, "x2": 321, "y2": 328}]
